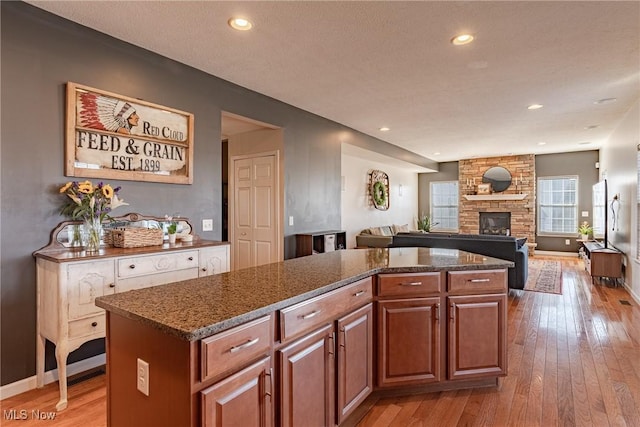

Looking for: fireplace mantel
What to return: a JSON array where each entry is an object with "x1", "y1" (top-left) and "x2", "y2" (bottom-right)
[{"x1": 463, "y1": 194, "x2": 528, "y2": 201}]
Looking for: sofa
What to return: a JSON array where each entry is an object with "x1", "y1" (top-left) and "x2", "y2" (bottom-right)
[
  {"x1": 355, "y1": 224, "x2": 411, "y2": 248},
  {"x1": 391, "y1": 233, "x2": 528, "y2": 289}
]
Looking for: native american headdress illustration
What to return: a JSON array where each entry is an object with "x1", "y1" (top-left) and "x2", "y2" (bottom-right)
[{"x1": 78, "y1": 92, "x2": 137, "y2": 133}]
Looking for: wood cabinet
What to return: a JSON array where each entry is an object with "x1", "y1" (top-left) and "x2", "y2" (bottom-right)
[
  {"x1": 295, "y1": 230, "x2": 347, "y2": 257},
  {"x1": 377, "y1": 298, "x2": 441, "y2": 387},
  {"x1": 99, "y1": 263, "x2": 508, "y2": 426},
  {"x1": 336, "y1": 303, "x2": 373, "y2": 424},
  {"x1": 582, "y1": 241, "x2": 623, "y2": 283},
  {"x1": 448, "y1": 294, "x2": 507, "y2": 380},
  {"x1": 34, "y1": 242, "x2": 229, "y2": 411},
  {"x1": 277, "y1": 324, "x2": 335, "y2": 427},
  {"x1": 201, "y1": 357, "x2": 273, "y2": 427},
  {"x1": 377, "y1": 269, "x2": 507, "y2": 389}
]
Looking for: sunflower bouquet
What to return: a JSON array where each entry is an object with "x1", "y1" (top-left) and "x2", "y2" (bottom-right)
[{"x1": 59, "y1": 180, "x2": 128, "y2": 222}]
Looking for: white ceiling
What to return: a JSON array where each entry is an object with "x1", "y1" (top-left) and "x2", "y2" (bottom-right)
[{"x1": 27, "y1": 1, "x2": 640, "y2": 164}]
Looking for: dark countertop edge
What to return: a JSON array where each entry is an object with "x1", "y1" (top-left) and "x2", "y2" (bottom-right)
[
  {"x1": 33, "y1": 240, "x2": 229, "y2": 262},
  {"x1": 96, "y1": 261, "x2": 513, "y2": 342}
]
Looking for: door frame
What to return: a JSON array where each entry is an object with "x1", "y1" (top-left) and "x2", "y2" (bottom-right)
[{"x1": 228, "y1": 150, "x2": 283, "y2": 270}]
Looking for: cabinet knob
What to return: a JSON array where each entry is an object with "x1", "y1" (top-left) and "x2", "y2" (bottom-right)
[
  {"x1": 202, "y1": 268, "x2": 207, "y2": 272},
  {"x1": 109, "y1": 283, "x2": 115, "y2": 288},
  {"x1": 129, "y1": 265, "x2": 136, "y2": 269},
  {"x1": 188, "y1": 256, "x2": 194, "y2": 261},
  {"x1": 91, "y1": 322, "x2": 98, "y2": 327}
]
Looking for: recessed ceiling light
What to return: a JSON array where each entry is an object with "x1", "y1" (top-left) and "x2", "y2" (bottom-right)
[
  {"x1": 578, "y1": 141, "x2": 592, "y2": 145},
  {"x1": 585, "y1": 125, "x2": 600, "y2": 130},
  {"x1": 527, "y1": 104, "x2": 544, "y2": 110},
  {"x1": 379, "y1": 127, "x2": 390, "y2": 132},
  {"x1": 228, "y1": 17, "x2": 253, "y2": 31},
  {"x1": 594, "y1": 97, "x2": 617, "y2": 105},
  {"x1": 451, "y1": 34, "x2": 474, "y2": 46},
  {"x1": 537, "y1": 142, "x2": 547, "y2": 146}
]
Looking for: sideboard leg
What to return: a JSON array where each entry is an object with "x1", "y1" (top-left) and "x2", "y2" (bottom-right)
[{"x1": 54, "y1": 343, "x2": 69, "y2": 411}]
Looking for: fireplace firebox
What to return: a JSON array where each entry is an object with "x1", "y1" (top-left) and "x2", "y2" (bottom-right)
[{"x1": 479, "y1": 212, "x2": 511, "y2": 236}]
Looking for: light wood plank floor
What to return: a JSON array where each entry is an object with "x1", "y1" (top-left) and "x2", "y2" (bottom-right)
[{"x1": 2, "y1": 256, "x2": 639, "y2": 427}]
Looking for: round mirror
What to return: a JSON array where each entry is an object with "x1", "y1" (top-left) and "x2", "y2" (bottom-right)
[{"x1": 482, "y1": 166, "x2": 512, "y2": 192}]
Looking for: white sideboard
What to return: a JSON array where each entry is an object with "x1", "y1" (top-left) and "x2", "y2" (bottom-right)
[{"x1": 34, "y1": 228, "x2": 229, "y2": 411}]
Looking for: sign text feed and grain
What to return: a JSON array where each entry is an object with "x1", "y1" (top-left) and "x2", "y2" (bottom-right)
[{"x1": 66, "y1": 82, "x2": 194, "y2": 184}]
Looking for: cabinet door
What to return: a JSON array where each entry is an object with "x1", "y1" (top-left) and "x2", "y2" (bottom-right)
[
  {"x1": 199, "y1": 246, "x2": 230, "y2": 277},
  {"x1": 278, "y1": 324, "x2": 334, "y2": 427},
  {"x1": 448, "y1": 294, "x2": 507, "y2": 380},
  {"x1": 336, "y1": 303, "x2": 373, "y2": 425},
  {"x1": 377, "y1": 298, "x2": 441, "y2": 387},
  {"x1": 201, "y1": 356, "x2": 273, "y2": 427},
  {"x1": 67, "y1": 260, "x2": 115, "y2": 320}
]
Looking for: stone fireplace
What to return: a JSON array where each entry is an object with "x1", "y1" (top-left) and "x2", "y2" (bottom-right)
[
  {"x1": 479, "y1": 212, "x2": 511, "y2": 235},
  {"x1": 459, "y1": 154, "x2": 536, "y2": 244}
]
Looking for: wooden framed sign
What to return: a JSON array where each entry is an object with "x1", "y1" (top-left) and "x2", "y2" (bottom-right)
[{"x1": 65, "y1": 82, "x2": 194, "y2": 184}]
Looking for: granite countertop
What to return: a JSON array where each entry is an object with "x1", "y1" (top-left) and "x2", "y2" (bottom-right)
[
  {"x1": 33, "y1": 239, "x2": 229, "y2": 262},
  {"x1": 95, "y1": 247, "x2": 513, "y2": 341}
]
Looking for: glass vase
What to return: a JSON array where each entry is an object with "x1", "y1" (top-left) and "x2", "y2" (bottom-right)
[{"x1": 82, "y1": 217, "x2": 103, "y2": 253}]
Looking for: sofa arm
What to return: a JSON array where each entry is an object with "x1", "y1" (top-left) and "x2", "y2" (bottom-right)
[
  {"x1": 356, "y1": 235, "x2": 393, "y2": 248},
  {"x1": 513, "y1": 245, "x2": 528, "y2": 289}
]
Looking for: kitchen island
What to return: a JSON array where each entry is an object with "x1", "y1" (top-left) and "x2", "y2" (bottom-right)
[{"x1": 96, "y1": 247, "x2": 513, "y2": 426}]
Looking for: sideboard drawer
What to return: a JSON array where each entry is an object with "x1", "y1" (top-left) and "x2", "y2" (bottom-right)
[
  {"x1": 117, "y1": 250, "x2": 199, "y2": 279},
  {"x1": 201, "y1": 315, "x2": 272, "y2": 382},
  {"x1": 377, "y1": 272, "x2": 441, "y2": 297},
  {"x1": 448, "y1": 269, "x2": 507, "y2": 294},
  {"x1": 279, "y1": 277, "x2": 372, "y2": 342},
  {"x1": 68, "y1": 314, "x2": 105, "y2": 340}
]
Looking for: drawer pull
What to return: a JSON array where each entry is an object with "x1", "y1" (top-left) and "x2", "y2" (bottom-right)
[
  {"x1": 129, "y1": 264, "x2": 136, "y2": 269},
  {"x1": 188, "y1": 256, "x2": 194, "y2": 261},
  {"x1": 353, "y1": 290, "x2": 366, "y2": 297},
  {"x1": 91, "y1": 322, "x2": 98, "y2": 327},
  {"x1": 300, "y1": 310, "x2": 321, "y2": 320},
  {"x1": 400, "y1": 281, "x2": 422, "y2": 286},
  {"x1": 229, "y1": 337, "x2": 260, "y2": 353},
  {"x1": 201, "y1": 267, "x2": 207, "y2": 272},
  {"x1": 109, "y1": 283, "x2": 115, "y2": 288},
  {"x1": 469, "y1": 278, "x2": 491, "y2": 283}
]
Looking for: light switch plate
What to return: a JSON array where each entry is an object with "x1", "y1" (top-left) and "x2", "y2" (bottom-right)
[
  {"x1": 581, "y1": 211, "x2": 589, "y2": 217},
  {"x1": 202, "y1": 219, "x2": 213, "y2": 231}
]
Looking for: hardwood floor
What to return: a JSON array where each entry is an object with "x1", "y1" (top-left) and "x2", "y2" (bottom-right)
[{"x1": 2, "y1": 256, "x2": 638, "y2": 426}]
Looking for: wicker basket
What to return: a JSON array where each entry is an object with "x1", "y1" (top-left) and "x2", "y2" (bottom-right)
[{"x1": 109, "y1": 227, "x2": 164, "y2": 248}]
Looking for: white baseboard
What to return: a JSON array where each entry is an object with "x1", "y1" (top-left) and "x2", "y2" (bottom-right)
[
  {"x1": 534, "y1": 250, "x2": 579, "y2": 257},
  {"x1": 0, "y1": 354, "x2": 105, "y2": 400}
]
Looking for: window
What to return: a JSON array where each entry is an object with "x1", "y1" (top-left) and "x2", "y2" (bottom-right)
[
  {"x1": 537, "y1": 176, "x2": 578, "y2": 235},
  {"x1": 430, "y1": 181, "x2": 459, "y2": 231}
]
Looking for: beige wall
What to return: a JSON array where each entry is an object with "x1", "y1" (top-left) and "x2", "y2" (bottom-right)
[{"x1": 341, "y1": 147, "x2": 419, "y2": 249}]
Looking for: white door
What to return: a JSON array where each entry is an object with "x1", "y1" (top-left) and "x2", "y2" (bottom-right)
[{"x1": 233, "y1": 155, "x2": 278, "y2": 269}]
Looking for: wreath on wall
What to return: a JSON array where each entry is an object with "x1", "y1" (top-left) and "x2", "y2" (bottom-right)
[{"x1": 369, "y1": 170, "x2": 389, "y2": 210}]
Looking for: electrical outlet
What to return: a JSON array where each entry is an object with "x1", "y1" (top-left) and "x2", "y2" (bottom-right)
[
  {"x1": 202, "y1": 219, "x2": 213, "y2": 231},
  {"x1": 565, "y1": 239, "x2": 570, "y2": 245},
  {"x1": 137, "y1": 358, "x2": 149, "y2": 396}
]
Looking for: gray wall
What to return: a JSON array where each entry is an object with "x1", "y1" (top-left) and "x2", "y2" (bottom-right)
[
  {"x1": 0, "y1": 2, "x2": 422, "y2": 385},
  {"x1": 535, "y1": 150, "x2": 600, "y2": 252},
  {"x1": 418, "y1": 162, "x2": 459, "y2": 219}
]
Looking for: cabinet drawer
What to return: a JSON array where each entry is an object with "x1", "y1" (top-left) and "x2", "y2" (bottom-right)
[
  {"x1": 448, "y1": 269, "x2": 507, "y2": 294},
  {"x1": 377, "y1": 272, "x2": 441, "y2": 297},
  {"x1": 116, "y1": 268, "x2": 198, "y2": 293},
  {"x1": 68, "y1": 314, "x2": 105, "y2": 339},
  {"x1": 117, "y1": 251, "x2": 199, "y2": 279},
  {"x1": 280, "y1": 277, "x2": 372, "y2": 342},
  {"x1": 201, "y1": 315, "x2": 272, "y2": 382}
]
